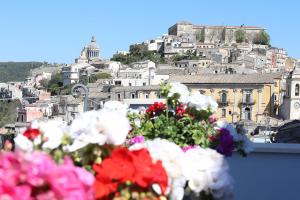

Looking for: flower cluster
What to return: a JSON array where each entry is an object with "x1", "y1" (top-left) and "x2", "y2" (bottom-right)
[
  {"x1": 130, "y1": 139, "x2": 233, "y2": 200},
  {"x1": 146, "y1": 102, "x2": 166, "y2": 118},
  {"x1": 7, "y1": 87, "x2": 252, "y2": 200},
  {"x1": 0, "y1": 151, "x2": 94, "y2": 200},
  {"x1": 129, "y1": 82, "x2": 252, "y2": 157},
  {"x1": 14, "y1": 101, "x2": 131, "y2": 154},
  {"x1": 93, "y1": 147, "x2": 168, "y2": 199}
]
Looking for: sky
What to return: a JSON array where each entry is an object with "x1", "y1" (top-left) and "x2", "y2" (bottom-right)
[{"x1": 0, "y1": 0, "x2": 299, "y2": 64}]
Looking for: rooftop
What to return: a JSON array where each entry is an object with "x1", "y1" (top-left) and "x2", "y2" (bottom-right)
[
  {"x1": 111, "y1": 85, "x2": 160, "y2": 92},
  {"x1": 169, "y1": 73, "x2": 281, "y2": 84}
]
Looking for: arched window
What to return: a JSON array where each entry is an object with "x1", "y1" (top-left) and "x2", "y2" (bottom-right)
[
  {"x1": 221, "y1": 92, "x2": 227, "y2": 103},
  {"x1": 295, "y1": 84, "x2": 299, "y2": 96},
  {"x1": 244, "y1": 107, "x2": 251, "y2": 120}
]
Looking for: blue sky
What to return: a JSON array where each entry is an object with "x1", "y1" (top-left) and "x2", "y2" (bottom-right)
[{"x1": 0, "y1": 0, "x2": 299, "y2": 63}]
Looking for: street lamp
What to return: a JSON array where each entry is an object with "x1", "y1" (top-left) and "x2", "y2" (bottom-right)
[{"x1": 71, "y1": 83, "x2": 89, "y2": 112}]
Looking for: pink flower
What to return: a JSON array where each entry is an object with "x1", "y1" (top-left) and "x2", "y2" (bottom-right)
[
  {"x1": 0, "y1": 151, "x2": 94, "y2": 200},
  {"x1": 128, "y1": 136, "x2": 145, "y2": 145},
  {"x1": 182, "y1": 145, "x2": 197, "y2": 152},
  {"x1": 208, "y1": 114, "x2": 218, "y2": 124}
]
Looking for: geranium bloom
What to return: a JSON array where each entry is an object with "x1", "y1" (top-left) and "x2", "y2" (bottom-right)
[
  {"x1": 66, "y1": 109, "x2": 130, "y2": 151},
  {"x1": 22, "y1": 128, "x2": 41, "y2": 140},
  {"x1": 103, "y1": 100, "x2": 128, "y2": 116},
  {"x1": 182, "y1": 147, "x2": 233, "y2": 199},
  {"x1": 146, "y1": 102, "x2": 166, "y2": 118},
  {"x1": 93, "y1": 147, "x2": 168, "y2": 199},
  {"x1": 168, "y1": 82, "x2": 190, "y2": 103},
  {"x1": 128, "y1": 135, "x2": 145, "y2": 145},
  {"x1": 130, "y1": 139, "x2": 187, "y2": 200},
  {"x1": 0, "y1": 151, "x2": 94, "y2": 200},
  {"x1": 175, "y1": 104, "x2": 186, "y2": 118},
  {"x1": 188, "y1": 92, "x2": 218, "y2": 112}
]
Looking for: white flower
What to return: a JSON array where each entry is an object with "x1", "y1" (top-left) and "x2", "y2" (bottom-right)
[
  {"x1": 14, "y1": 134, "x2": 33, "y2": 151},
  {"x1": 66, "y1": 109, "x2": 130, "y2": 151},
  {"x1": 182, "y1": 147, "x2": 232, "y2": 198},
  {"x1": 188, "y1": 92, "x2": 218, "y2": 112},
  {"x1": 35, "y1": 120, "x2": 67, "y2": 150},
  {"x1": 99, "y1": 109, "x2": 131, "y2": 145},
  {"x1": 103, "y1": 100, "x2": 128, "y2": 116},
  {"x1": 168, "y1": 82, "x2": 190, "y2": 103}
]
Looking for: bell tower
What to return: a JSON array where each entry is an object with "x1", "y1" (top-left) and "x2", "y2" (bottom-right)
[{"x1": 288, "y1": 62, "x2": 300, "y2": 119}]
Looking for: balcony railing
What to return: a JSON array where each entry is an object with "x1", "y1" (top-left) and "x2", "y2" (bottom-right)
[
  {"x1": 239, "y1": 98, "x2": 255, "y2": 106},
  {"x1": 217, "y1": 100, "x2": 229, "y2": 107}
]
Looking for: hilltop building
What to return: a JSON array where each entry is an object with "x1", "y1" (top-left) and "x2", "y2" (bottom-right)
[
  {"x1": 168, "y1": 21, "x2": 265, "y2": 44},
  {"x1": 75, "y1": 36, "x2": 101, "y2": 64}
]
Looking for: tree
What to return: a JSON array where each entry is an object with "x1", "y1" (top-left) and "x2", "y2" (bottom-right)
[
  {"x1": 0, "y1": 100, "x2": 21, "y2": 127},
  {"x1": 235, "y1": 29, "x2": 246, "y2": 43},
  {"x1": 89, "y1": 72, "x2": 112, "y2": 83},
  {"x1": 111, "y1": 44, "x2": 166, "y2": 65},
  {"x1": 253, "y1": 30, "x2": 270, "y2": 45}
]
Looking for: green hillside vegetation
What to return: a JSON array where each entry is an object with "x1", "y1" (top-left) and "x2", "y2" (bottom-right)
[
  {"x1": 0, "y1": 62, "x2": 43, "y2": 82},
  {"x1": 0, "y1": 99, "x2": 21, "y2": 127},
  {"x1": 111, "y1": 44, "x2": 166, "y2": 64}
]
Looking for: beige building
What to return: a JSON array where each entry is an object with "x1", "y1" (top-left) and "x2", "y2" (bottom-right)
[{"x1": 170, "y1": 73, "x2": 282, "y2": 123}]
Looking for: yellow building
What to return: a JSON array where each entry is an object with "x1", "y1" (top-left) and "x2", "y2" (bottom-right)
[{"x1": 170, "y1": 73, "x2": 282, "y2": 123}]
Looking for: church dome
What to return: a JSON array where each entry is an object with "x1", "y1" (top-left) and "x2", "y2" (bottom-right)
[{"x1": 85, "y1": 36, "x2": 100, "y2": 49}]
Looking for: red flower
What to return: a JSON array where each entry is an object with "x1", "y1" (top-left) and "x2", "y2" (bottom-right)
[
  {"x1": 93, "y1": 147, "x2": 168, "y2": 199},
  {"x1": 146, "y1": 102, "x2": 166, "y2": 118},
  {"x1": 175, "y1": 104, "x2": 186, "y2": 117},
  {"x1": 23, "y1": 128, "x2": 41, "y2": 140}
]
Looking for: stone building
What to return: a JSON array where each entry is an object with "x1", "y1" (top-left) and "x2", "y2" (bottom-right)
[
  {"x1": 280, "y1": 63, "x2": 300, "y2": 120},
  {"x1": 75, "y1": 36, "x2": 101, "y2": 64},
  {"x1": 110, "y1": 85, "x2": 164, "y2": 109},
  {"x1": 170, "y1": 73, "x2": 282, "y2": 123},
  {"x1": 168, "y1": 21, "x2": 265, "y2": 44}
]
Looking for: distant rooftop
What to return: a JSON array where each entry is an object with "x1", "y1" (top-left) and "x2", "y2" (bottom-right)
[{"x1": 169, "y1": 73, "x2": 281, "y2": 84}]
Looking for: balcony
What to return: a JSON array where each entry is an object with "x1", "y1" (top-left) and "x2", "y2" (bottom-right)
[
  {"x1": 217, "y1": 100, "x2": 229, "y2": 107},
  {"x1": 239, "y1": 98, "x2": 255, "y2": 106}
]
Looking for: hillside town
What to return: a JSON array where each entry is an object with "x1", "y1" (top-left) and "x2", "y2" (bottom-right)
[{"x1": 1, "y1": 21, "x2": 300, "y2": 144}]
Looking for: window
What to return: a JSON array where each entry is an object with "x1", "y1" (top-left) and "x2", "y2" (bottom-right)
[
  {"x1": 130, "y1": 93, "x2": 136, "y2": 99},
  {"x1": 129, "y1": 83, "x2": 132, "y2": 86},
  {"x1": 274, "y1": 94, "x2": 277, "y2": 101},
  {"x1": 143, "y1": 82, "x2": 146, "y2": 86},
  {"x1": 295, "y1": 84, "x2": 299, "y2": 96},
  {"x1": 244, "y1": 91, "x2": 252, "y2": 103},
  {"x1": 244, "y1": 107, "x2": 251, "y2": 120},
  {"x1": 222, "y1": 109, "x2": 226, "y2": 117},
  {"x1": 229, "y1": 111, "x2": 232, "y2": 115},
  {"x1": 199, "y1": 90, "x2": 206, "y2": 94},
  {"x1": 117, "y1": 93, "x2": 121, "y2": 100},
  {"x1": 221, "y1": 92, "x2": 227, "y2": 103},
  {"x1": 145, "y1": 93, "x2": 149, "y2": 99}
]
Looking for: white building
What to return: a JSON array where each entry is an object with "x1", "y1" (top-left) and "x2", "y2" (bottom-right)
[
  {"x1": 0, "y1": 83, "x2": 22, "y2": 100},
  {"x1": 75, "y1": 36, "x2": 101, "y2": 64},
  {"x1": 266, "y1": 47, "x2": 288, "y2": 71},
  {"x1": 281, "y1": 62, "x2": 300, "y2": 120},
  {"x1": 113, "y1": 63, "x2": 168, "y2": 87},
  {"x1": 62, "y1": 63, "x2": 93, "y2": 86}
]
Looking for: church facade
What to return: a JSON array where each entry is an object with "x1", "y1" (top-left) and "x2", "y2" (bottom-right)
[
  {"x1": 281, "y1": 62, "x2": 300, "y2": 120},
  {"x1": 75, "y1": 36, "x2": 101, "y2": 64}
]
